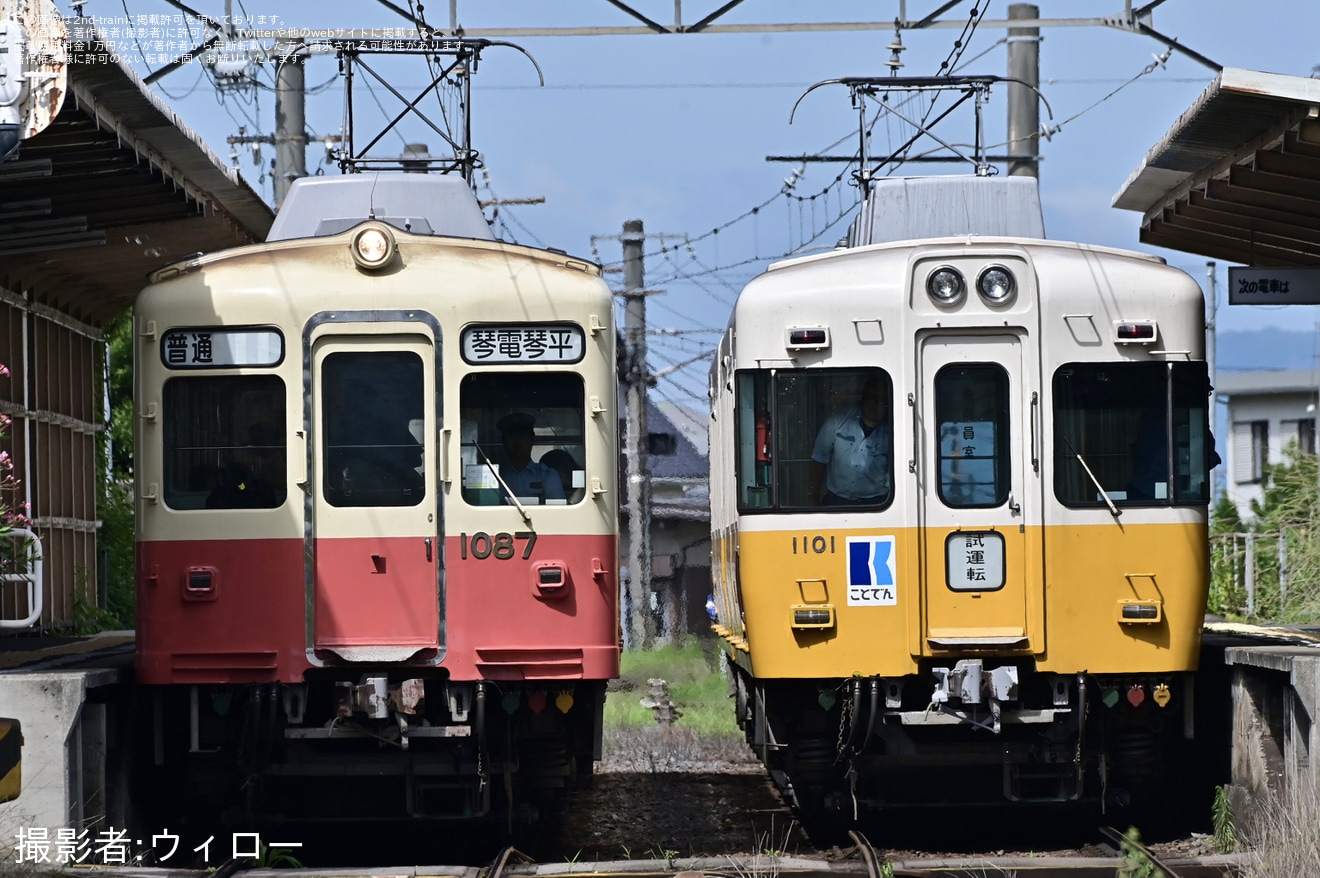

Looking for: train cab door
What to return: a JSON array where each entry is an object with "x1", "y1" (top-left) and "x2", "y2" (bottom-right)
[
  {"x1": 916, "y1": 334, "x2": 1043, "y2": 654},
  {"x1": 309, "y1": 333, "x2": 441, "y2": 663}
]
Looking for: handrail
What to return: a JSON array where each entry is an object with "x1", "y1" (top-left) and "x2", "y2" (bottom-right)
[{"x1": 0, "y1": 528, "x2": 42, "y2": 628}]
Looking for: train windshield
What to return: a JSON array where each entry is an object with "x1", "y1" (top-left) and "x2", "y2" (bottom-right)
[
  {"x1": 162, "y1": 375, "x2": 287, "y2": 510},
  {"x1": 735, "y1": 368, "x2": 893, "y2": 511},
  {"x1": 322, "y1": 351, "x2": 426, "y2": 508},
  {"x1": 1053, "y1": 361, "x2": 1214, "y2": 507},
  {"x1": 459, "y1": 373, "x2": 586, "y2": 506}
]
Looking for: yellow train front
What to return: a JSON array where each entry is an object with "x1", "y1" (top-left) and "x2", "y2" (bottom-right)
[
  {"x1": 133, "y1": 174, "x2": 619, "y2": 836},
  {"x1": 709, "y1": 178, "x2": 1214, "y2": 827}
]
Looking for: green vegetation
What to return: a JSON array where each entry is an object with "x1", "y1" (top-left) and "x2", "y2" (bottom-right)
[
  {"x1": 1116, "y1": 826, "x2": 1158, "y2": 878},
  {"x1": 1210, "y1": 444, "x2": 1320, "y2": 623},
  {"x1": 605, "y1": 639, "x2": 739, "y2": 736},
  {"x1": 1212, "y1": 784, "x2": 1238, "y2": 854},
  {"x1": 93, "y1": 312, "x2": 136, "y2": 631}
]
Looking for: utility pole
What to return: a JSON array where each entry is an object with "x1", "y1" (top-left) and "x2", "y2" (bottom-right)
[
  {"x1": 273, "y1": 38, "x2": 307, "y2": 209},
  {"x1": 1206, "y1": 261, "x2": 1217, "y2": 395},
  {"x1": 622, "y1": 219, "x2": 654, "y2": 650},
  {"x1": 1006, "y1": 3, "x2": 1040, "y2": 179}
]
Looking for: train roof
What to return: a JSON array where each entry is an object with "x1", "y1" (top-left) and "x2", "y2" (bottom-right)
[
  {"x1": 768, "y1": 233, "x2": 1169, "y2": 272},
  {"x1": 847, "y1": 176, "x2": 1046, "y2": 247},
  {"x1": 266, "y1": 173, "x2": 496, "y2": 242}
]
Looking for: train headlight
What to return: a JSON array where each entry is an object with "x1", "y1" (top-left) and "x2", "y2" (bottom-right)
[
  {"x1": 350, "y1": 224, "x2": 397, "y2": 269},
  {"x1": 976, "y1": 265, "x2": 1016, "y2": 303},
  {"x1": 790, "y1": 604, "x2": 835, "y2": 630},
  {"x1": 926, "y1": 266, "x2": 965, "y2": 304},
  {"x1": 1117, "y1": 600, "x2": 1163, "y2": 623}
]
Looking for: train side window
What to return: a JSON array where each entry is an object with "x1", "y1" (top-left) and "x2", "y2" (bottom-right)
[
  {"x1": 1052, "y1": 362, "x2": 1213, "y2": 507},
  {"x1": 322, "y1": 351, "x2": 426, "y2": 508},
  {"x1": 734, "y1": 373, "x2": 773, "y2": 508},
  {"x1": 459, "y1": 373, "x2": 585, "y2": 506},
  {"x1": 935, "y1": 365, "x2": 1009, "y2": 508},
  {"x1": 163, "y1": 375, "x2": 287, "y2": 510},
  {"x1": 735, "y1": 368, "x2": 892, "y2": 511}
]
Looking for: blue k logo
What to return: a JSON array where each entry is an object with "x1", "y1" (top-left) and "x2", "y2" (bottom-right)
[{"x1": 846, "y1": 536, "x2": 897, "y2": 606}]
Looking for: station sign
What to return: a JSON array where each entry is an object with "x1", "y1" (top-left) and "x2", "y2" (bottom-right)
[{"x1": 1228, "y1": 266, "x2": 1320, "y2": 305}]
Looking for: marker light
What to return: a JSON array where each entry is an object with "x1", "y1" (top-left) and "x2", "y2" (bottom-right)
[
  {"x1": 350, "y1": 224, "x2": 396, "y2": 269},
  {"x1": 926, "y1": 266, "x2": 966, "y2": 304},
  {"x1": 1114, "y1": 321, "x2": 1157, "y2": 344},
  {"x1": 977, "y1": 265, "x2": 1016, "y2": 303},
  {"x1": 532, "y1": 561, "x2": 569, "y2": 599},
  {"x1": 786, "y1": 327, "x2": 830, "y2": 350}
]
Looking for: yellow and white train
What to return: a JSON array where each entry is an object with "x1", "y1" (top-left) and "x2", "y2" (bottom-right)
[{"x1": 709, "y1": 176, "x2": 1216, "y2": 827}]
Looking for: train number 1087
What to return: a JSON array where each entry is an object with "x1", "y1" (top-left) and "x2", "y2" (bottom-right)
[{"x1": 458, "y1": 531, "x2": 538, "y2": 560}]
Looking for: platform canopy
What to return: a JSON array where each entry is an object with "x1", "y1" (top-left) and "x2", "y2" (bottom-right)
[
  {"x1": 0, "y1": 20, "x2": 273, "y2": 327},
  {"x1": 1113, "y1": 68, "x2": 1320, "y2": 268}
]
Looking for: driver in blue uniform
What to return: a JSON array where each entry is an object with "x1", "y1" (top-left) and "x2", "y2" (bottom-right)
[{"x1": 497, "y1": 412, "x2": 565, "y2": 504}]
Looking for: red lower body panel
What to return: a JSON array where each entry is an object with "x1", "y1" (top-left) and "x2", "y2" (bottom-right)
[{"x1": 136, "y1": 532, "x2": 619, "y2": 684}]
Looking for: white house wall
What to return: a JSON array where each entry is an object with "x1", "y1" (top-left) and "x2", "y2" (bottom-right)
[{"x1": 1225, "y1": 390, "x2": 1316, "y2": 521}]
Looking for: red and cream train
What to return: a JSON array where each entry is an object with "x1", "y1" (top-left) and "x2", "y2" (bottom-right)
[{"x1": 132, "y1": 171, "x2": 619, "y2": 833}]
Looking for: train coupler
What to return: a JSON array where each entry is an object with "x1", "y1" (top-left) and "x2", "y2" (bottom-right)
[{"x1": 335, "y1": 676, "x2": 427, "y2": 719}]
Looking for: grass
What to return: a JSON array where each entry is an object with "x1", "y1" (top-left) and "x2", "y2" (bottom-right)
[
  {"x1": 1240, "y1": 780, "x2": 1320, "y2": 877},
  {"x1": 600, "y1": 638, "x2": 756, "y2": 772},
  {"x1": 605, "y1": 638, "x2": 741, "y2": 737}
]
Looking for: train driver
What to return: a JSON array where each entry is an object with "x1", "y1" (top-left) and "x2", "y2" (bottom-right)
[
  {"x1": 497, "y1": 412, "x2": 566, "y2": 505},
  {"x1": 809, "y1": 376, "x2": 891, "y2": 506}
]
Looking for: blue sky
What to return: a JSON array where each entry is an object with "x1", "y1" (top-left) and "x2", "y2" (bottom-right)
[{"x1": 60, "y1": 0, "x2": 1320, "y2": 406}]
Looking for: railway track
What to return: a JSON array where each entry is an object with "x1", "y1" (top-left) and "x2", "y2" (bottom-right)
[{"x1": 82, "y1": 833, "x2": 1248, "y2": 878}]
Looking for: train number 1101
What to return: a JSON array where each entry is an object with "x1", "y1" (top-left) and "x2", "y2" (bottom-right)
[{"x1": 459, "y1": 531, "x2": 537, "y2": 560}]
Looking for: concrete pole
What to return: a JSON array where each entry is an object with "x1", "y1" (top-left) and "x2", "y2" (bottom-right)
[
  {"x1": 622, "y1": 219, "x2": 654, "y2": 650},
  {"x1": 273, "y1": 38, "x2": 307, "y2": 210},
  {"x1": 1007, "y1": 4, "x2": 1040, "y2": 179},
  {"x1": 1206, "y1": 261, "x2": 1217, "y2": 391}
]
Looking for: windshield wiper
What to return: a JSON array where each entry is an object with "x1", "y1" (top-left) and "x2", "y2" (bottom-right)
[{"x1": 1063, "y1": 435, "x2": 1120, "y2": 519}]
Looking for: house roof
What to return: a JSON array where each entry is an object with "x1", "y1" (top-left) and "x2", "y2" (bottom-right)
[
  {"x1": 634, "y1": 401, "x2": 709, "y2": 524},
  {"x1": 0, "y1": 19, "x2": 273, "y2": 326},
  {"x1": 1113, "y1": 68, "x2": 1320, "y2": 267},
  {"x1": 1215, "y1": 369, "x2": 1320, "y2": 397}
]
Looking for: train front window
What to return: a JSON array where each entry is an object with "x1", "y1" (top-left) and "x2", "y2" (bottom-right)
[
  {"x1": 459, "y1": 373, "x2": 585, "y2": 506},
  {"x1": 935, "y1": 365, "x2": 1010, "y2": 508},
  {"x1": 1053, "y1": 362, "x2": 1214, "y2": 507},
  {"x1": 163, "y1": 375, "x2": 286, "y2": 510},
  {"x1": 322, "y1": 351, "x2": 426, "y2": 508},
  {"x1": 735, "y1": 369, "x2": 892, "y2": 511}
]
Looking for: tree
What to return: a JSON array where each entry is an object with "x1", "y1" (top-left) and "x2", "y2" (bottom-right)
[{"x1": 91, "y1": 311, "x2": 136, "y2": 629}]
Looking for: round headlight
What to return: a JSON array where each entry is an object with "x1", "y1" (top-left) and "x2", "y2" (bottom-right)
[
  {"x1": 977, "y1": 265, "x2": 1016, "y2": 303},
  {"x1": 927, "y1": 266, "x2": 966, "y2": 304},
  {"x1": 351, "y1": 224, "x2": 396, "y2": 269}
]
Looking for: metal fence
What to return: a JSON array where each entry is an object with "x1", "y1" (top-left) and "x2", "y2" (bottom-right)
[{"x1": 1210, "y1": 530, "x2": 1320, "y2": 621}]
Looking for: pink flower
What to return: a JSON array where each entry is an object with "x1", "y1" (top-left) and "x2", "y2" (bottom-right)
[{"x1": 0, "y1": 363, "x2": 8, "y2": 378}]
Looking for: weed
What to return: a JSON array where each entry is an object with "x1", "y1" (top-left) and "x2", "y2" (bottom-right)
[
  {"x1": 1238, "y1": 778, "x2": 1320, "y2": 877},
  {"x1": 1212, "y1": 784, "x2": 1238, "y2": 854},
  {"x1": 250, "y1": 842, "x2": 303, "y2": 869},
  {"x1": 645, "y1": 847, "x2": 680, "y2": 868},
  {"x1": 726, "y1": 821, "x2": 797, "y2": 878},
  {"x1": 1116, "y1": 827, "x2": 1157, "y2": 878}
]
